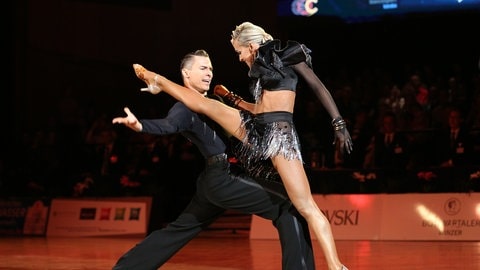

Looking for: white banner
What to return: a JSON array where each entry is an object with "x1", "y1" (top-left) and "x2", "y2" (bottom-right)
[
  {"x1": 47, "y1": 197, "x2": 151, "y2": 237},
  {"x1": 250, "y1": 193, "x2": 480, "y2": 241},
  {"x1": 381, "y1": 193, "x2": 480, "y2": 240}
]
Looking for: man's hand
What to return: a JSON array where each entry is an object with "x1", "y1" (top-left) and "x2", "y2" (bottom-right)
[{"x1": 112, "y1": 107, "x2": 142, "y2": 132}]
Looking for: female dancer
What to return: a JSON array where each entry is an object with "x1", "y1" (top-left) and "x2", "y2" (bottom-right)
[{"x1": 133, "y1": 22, "x2": 352, "y2": 270}]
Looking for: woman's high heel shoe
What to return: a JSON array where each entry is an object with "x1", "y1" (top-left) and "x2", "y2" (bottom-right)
[{"x1": 132, "y1": 64, "x2": 162, "y2": 94}]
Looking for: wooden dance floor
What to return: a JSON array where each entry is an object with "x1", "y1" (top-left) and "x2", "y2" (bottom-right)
[{"x1": 1, "y1": 229, "x2": 480, "y2": 270}]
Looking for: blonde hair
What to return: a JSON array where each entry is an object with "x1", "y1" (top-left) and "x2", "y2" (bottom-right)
[{"x1": 230, "y1": 22, "x2": 273, "y2": 46}]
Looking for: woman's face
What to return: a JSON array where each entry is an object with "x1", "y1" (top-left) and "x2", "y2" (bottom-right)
[{"x1": 231, "y1": 40, "x2": 258, "y2": 68}]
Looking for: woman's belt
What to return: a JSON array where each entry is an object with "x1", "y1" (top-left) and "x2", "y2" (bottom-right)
[{"x1": 255, "y1": 111, "x2": 293, "y2": 124}]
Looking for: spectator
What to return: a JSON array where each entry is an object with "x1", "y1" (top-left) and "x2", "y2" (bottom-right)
[
  {"x1": 433, "y1": 107, "x2": 474, "y2": 192},
  {"x1": 364, "y1": 111, "x2": 411, "y2": 192}
]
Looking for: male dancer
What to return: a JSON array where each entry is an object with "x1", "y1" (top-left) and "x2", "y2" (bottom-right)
[{"x1": 112, "y1": 50, "x2": 314, "y2": 269}]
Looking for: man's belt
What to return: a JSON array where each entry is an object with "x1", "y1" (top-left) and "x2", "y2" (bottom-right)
[{"x1": 206, "y1": 153, "x2": 228, "y2": 165}]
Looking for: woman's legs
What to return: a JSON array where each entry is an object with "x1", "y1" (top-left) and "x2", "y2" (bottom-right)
[
  {"x1": 133, "y1": 64, "x2": 245, "y2": 140},
  {"x1": 272, "y1": 156, "x2": 345, "y2": 270}
]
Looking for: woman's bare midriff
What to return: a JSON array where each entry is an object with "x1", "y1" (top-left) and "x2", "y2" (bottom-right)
[{"x1": 253, "y1": 90, "x2": 296, "y2": 114}]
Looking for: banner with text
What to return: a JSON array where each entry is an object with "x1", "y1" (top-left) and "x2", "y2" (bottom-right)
[
  {"x1": 250, "y1": 193, "x2": 480, "y2": 240},
  {"x1": 47, "y1": 198, "x2": 151, "y2": 237},
  {"x1": 0, "y1": 198, "x2": 50, "y2": 236},
  {"x1": 381, "y1": 193, "x2": 480, "y2": 240}
]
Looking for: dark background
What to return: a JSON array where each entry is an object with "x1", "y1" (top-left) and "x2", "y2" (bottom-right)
[{"x1": 4, "y1": 0, "x2": 480, "y2": 161}]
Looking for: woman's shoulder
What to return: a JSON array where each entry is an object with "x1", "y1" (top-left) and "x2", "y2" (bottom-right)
[{"x1": 259, "y1": 39, "x2": 312, "y2": 67}]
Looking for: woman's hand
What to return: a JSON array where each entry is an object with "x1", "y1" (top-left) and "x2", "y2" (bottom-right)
[
  {"x1": 332, "y1": 117, "x2": 353, "y2": 155},
  {"x1": 335, "y1": 128, "x2": 353, "y2": 155}
]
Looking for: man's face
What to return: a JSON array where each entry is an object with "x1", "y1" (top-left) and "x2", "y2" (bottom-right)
[{"x1": 184, "y1": 56, "x2": 213, "y2": 94}]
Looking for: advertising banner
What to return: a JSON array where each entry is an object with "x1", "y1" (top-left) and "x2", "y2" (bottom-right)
[
  {"x1": 250, "y1": 194, "x2": 383, "y2": 240},
  {"x1": 380, "y1": 193, "x2": 480, "y2": 240},
  {"x1": 0, "y1": 198, "x2": 50, "y2": 236},
  {"x1": 47, "y1": 198, "x2": 150, "y2": 237},
  {"x1": 250, "y1": 193, "x2": 480, "y2": 241}
]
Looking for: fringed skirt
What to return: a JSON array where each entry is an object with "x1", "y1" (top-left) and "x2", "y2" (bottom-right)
[{"x1": 234, "y1": 111, "x2": 303, "y2": 182}]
